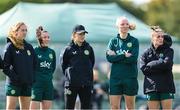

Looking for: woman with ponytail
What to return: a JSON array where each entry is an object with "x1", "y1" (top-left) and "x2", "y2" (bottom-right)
[
  {"x1": 140, "y1": 26, "x2": 175, "y2": 109},
  {"x1": 30, "y1": 26, "x2": 56, "y2": 110},
  {"x1": 106, "y1": 16, "x2": 139, "y2": 109}
]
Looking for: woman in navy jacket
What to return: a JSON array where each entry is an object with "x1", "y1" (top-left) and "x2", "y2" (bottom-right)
[
  {"x1": 140, "y1": 26, "x2": 175, "y2": 109},
  {"x1": 2, "y1": 22, "x2": 36, "y2": 109},
  {"x1": 61, "y1": 25, "x2": 95, "y2": 109}
]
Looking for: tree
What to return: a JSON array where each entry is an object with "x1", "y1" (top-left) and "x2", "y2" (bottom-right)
[{"x1": 145, "y1": 0, "x2": 180, "y2": 38}]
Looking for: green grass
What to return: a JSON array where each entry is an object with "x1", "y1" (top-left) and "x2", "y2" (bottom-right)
[
  {"x1": 0, "y1": 71, "x2": 5, "y2": 81},
  {"x1": 174, "y1": 73, "x2": 180, "y2": 79}
]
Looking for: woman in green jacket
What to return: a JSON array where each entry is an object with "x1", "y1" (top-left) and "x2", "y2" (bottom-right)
[
  {"x1": 30, "y1": 26, "x2": 56, "y2": 110},
  {"x1": 106, "y1": 16, "x2": 139, "y2": 109}
]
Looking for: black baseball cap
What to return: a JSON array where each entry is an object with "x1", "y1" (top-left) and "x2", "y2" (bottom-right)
[{"x1": 72, "y1": 25, "x2": 88, "y2": 34}]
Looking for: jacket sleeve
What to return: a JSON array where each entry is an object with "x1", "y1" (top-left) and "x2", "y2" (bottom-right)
[
  {"x1": 32, "y1": 48, "x2": 38, "y2": 82},
  {"x1": 140, "y1": 50, "x2": 168, "y2": 76},
  {"x1": 146, "y1": 48, "x2": 174, "y2": 71},
  {"x1": 0, "y1": 55, "x2": 3, "y2": 69},
  {"x1": 90, "y1": 46, "x2": 95, "y2": 68},
  {"x1": 140, "y1": 52, "x2": 150, "y2": 75},
  {"x1": 106, "y1": 39, "x2": 125, "y2": 63},
  {"x1": 2, "y1": 44, "x2": 19, "y2": 80},
  {"x1": 123, "y1": 39, "x2": 139, "y2": 64},
  {"x1": 60, "y1": 47, "x2": 69, "y2": 75},
  {"x1": 32, "y1": 48, "x2": 38, "y2": 72},
  {"x1": 52, "y1": 50, "x2": 56, "y2": 73}
]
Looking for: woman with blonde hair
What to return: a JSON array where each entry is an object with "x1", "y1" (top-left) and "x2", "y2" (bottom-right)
[
  {"x1": 140, "y1": 26, "x2": 175, "y2": 109},
  {"x1": 106, "y1": 16, "x2": 139, "y2": 109},
  {"x1": 2, "y1": 22, "x2": 36, "y2": 109}
]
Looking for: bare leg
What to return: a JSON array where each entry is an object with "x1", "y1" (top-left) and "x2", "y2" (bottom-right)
[
  {"x1": 161, "y1": 99, "x2": 172, "y2": 110},
  {"x1": 109, "y1": 95, "x2": 121, "y2": 110},
  {"x1": 124, "y1": 95, "x2": 135, "y2": 110},
  {"x1": 6, "y1": 96, "x2": 18, "y2": 110},
  {"x1": 30, "y1": 101, "x2": 40, "y2": 110},
  {"x1": 147, "y1": 101, "x2": 160, "y2": 110},
  {"x1": 41, "y1": 100, "x2": 52, "y2": 110},
  {"x1": 19, "y1": 96, "x2": 31, "y2": 110}
]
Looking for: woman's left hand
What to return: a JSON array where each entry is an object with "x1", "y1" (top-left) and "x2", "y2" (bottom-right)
[{"x1": 124, "y1": 52, "x2": 132, "y2": 57}]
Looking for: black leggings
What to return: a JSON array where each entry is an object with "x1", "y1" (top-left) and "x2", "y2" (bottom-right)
[{"x1": 65, "y1": 86, "x2": 92, "y2": 109}]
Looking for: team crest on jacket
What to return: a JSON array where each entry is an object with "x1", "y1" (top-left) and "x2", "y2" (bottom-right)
[
  {"x1": 49, "y1": 54, "x2": 53, "y2": 59},
  {"x1": 84, "y1": 50, "x2": 89, "y2": 55},
  {"x1": 127, "y1": 42, "x2": 132, "y2": 48},
  {"x1": 159, "y1": 53, "x2": 164, "y2": 58},
  {"x1": 27, "y1": 50, "x2": 31, "y2": 56},
  {"x1": 38, "y1": 55, "x2": 42, "y2": 58}
]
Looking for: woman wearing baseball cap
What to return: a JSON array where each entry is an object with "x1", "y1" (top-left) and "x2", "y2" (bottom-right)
[
  {"x1": 60, "y1": 24, "x2": 95, "y2": 109},
  {"x1": 30, "y1": 26, "x2": 56, "y2": 109},
  {"x1": 106, "y1": 16, "x2": 139, "y2": 109}
]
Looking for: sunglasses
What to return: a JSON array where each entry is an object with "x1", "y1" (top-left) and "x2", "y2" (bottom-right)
[
  {"x1": 156, "y1": 35, "x2": 164, "y2": 38},
  {"x1": 20, "y1": 29, "x2": 27, "y2": 32}
]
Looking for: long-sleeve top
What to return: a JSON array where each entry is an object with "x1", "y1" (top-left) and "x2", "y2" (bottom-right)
[{"x1": 106, "y1": 33, "x2": 139, "y2": 79}]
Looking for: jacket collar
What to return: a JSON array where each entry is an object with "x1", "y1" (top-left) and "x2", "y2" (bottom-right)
[
  {"x1": 117, "y1": 33, "x2": 131, "y2": 42},
  {"x1": 70, "y1": 40, "x2": 89, "y2": 48},
  {"x1": 7, "y1": 37, "x2": 26, "y2": 49}
]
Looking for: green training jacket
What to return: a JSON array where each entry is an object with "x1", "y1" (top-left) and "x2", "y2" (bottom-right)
[
  {"x1": 106, "y1": 33, "x2": 139, "y2": 79},
  {"x1": 34, "y1": 46, "x2": 56, "y2": 82}
]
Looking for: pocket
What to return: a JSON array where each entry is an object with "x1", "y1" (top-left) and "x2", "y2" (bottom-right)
[
  {"x1": 145, "y1": 77, "x2": 156, "y2": 92},
  {"x1": 65, "y1": 67, "x2": 78, "y2": 84},
  {"x1": 65, "y1": 67, "x2": 72, "y2": 81},
  {"x1": 9, "y1": 73, "x2": 19, "y2": 82}
]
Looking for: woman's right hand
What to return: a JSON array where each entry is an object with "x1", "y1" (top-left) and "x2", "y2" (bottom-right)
[{"x1": 107, "y1": 50, "x2": 116, "y2": 56}]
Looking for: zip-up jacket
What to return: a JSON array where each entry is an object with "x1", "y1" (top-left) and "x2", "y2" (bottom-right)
[
  {"x1": 140, "y1": 35, "x2": 175, "y2": 94},
  {"x1": 60, "y1": 41, "x2": 95, "y2": 87},
  {"x1": 106, "y1": 33, "x2": 139, "y2": 79},
  {"x1": 34, "y1": 46, "x2": 56, "y2": 82},
  {"x1": 3, "y1": 38, "x2": 36, "y2": 86}
]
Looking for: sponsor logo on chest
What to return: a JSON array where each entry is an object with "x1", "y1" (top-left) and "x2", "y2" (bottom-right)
[{"x1": 40, "y1": 61, "x2": 51, "y2": 69}]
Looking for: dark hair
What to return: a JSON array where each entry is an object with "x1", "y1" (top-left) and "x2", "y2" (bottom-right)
[
  {"x1": 163, "y1": 34, "x2": 172, "y2": 47},
  {"x1": 36, "y1": 26, "x2": 45, "y2": 46},
  {"x1": 150, "y1": 26, "x2": 163, "y2": 32}
]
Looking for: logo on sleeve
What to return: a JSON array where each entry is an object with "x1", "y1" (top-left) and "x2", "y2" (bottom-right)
[
  {"x1": 27, "y1": 50, "x2": 31, "y2": 56},
  {"x1": 84, "y1": 50, "x2": 89, "y2": 55},
  {"x1": 127, "y1": 42, "x2": 132, "y2": 48}
]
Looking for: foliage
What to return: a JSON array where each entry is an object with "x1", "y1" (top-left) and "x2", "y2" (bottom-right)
[{"x1": 144, "y1": 0, "x2": 180, "y2": 38}]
